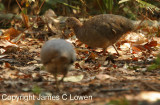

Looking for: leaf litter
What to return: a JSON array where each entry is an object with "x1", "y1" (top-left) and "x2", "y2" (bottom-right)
[{"x1": 0, "y1": 12, "x2": 159, "y2": 105}]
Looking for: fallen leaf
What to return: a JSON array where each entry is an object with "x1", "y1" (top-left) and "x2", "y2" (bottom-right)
[
  {"x1": 96, "y1": 74, "x2": 114, "y2": 80},
  {"x1": 86, "y1": 52, "x2": 98, "y2": 60},
  {"x1": 144, "y1": 41, "x2": 157, "y2": 49},
  {"x1": 132, "y1": 44, "x2": 146, "y2": 52},
  {"x1": 75, "y1": 63, "x2": 81, "y2": 69},
  {"x1": 0, "y1": 39, "x2": 18, "y2": 48},
  {"x1": 63, "y1": 75, "x2": 84, "y2": 82},
  {"x1": 3, "y1": 27, "x2": 21, "y2": 40},
  {"x1": 21, "y1": 13, "x2": 29, "y2": 28}
]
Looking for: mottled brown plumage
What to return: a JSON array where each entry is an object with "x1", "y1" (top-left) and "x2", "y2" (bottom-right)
[{"x1": 66, "y1": 14, "x2": 134, "y2": 52}]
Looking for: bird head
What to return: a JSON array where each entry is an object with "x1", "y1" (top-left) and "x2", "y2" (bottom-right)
[{"x1": 65, "y1": 17, "x2": 82, "y2": 28}]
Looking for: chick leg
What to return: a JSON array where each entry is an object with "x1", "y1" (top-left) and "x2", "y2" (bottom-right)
[
  {"x1": 59, "y1": 69, "x2": 67, "y2": 83},
  {"x1": 54, "y1": 69, "x2": 59, "y2": 90}
]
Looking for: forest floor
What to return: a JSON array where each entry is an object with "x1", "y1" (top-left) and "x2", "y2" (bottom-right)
[{"x1": 0, "y1": 14, "x2": 159, "y2": 105}]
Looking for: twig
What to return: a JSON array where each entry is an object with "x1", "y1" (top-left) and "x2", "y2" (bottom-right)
[
  {"x1": 15, "y1": 0, "x2": 23, "y2": 12},
  {"x1": 38, "y1": 0, "x2": 46, "y2": 15},
  {"x1": 140, "y1": 80, "x2": 159, "y2": 91},
  {"x1": 101, "y1": 88, "x2": 141, "y2": 92}
]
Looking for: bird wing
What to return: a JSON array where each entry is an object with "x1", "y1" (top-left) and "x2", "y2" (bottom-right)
[{"x1": 90, "y1": 16, "x2": 132, "y2": 41}]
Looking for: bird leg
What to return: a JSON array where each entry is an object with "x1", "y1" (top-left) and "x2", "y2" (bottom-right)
[
  {"x1": 59, "y1": 69, "x2": 67, "y2": 83},
  {"x1": 54, "y1": 70, "x2": 60, "y2": 90},
  {"x1": 112, "y1": 44, "x2": 120, "y2": 56},
  {"x1": 103, "y1": 48, "x2": 107, "y2": 55}
]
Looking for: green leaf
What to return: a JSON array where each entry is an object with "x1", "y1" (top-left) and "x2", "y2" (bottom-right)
[
  {"x1": 147, "y1": 64, "x2": 159, "y2": 71},
  {"x1": 108, "y1": 98, "x2": 130, "y2": 105},
  {"x1": 21, "y1": 8, "x2": 28, "y2": 14},
  {"x1": 32, "y1": 86, "x2": 42, "y2": 94},
  {"x1": 118, "y1": 0, "x2": 130, "y2": 4},
  {"x1": 58, "y1": 1, "x2": 79, "y2": 10},
  {"x1": 97, "y1": 0, "x2": 104, "y2": 13},
  {"x1": 155, "y1": 56, "x2": 160, "y2": 65},
  {"x1": 34, "y1": 100, "x2": 41, "y2": 105},
  {"x1": 136, "y1": 0, "x2": 160, "y2": 11}
]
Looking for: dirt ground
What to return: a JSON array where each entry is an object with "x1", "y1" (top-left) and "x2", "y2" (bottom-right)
[{"x1": 0, "y1": 30, "x2": 160, "y2": 105}]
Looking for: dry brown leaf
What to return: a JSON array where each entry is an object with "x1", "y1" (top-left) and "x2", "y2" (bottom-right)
[
  {"x1": 86, "y1": 52, "x2": 98, "y2": 60},
  {"x1": 122, "y1": 32, "x2": 147, "y2": 44},
  {"x1": 93, "y1": 64, "x2": 101, "y2": 69},
  {"x1": 0, "y1": 39, "x2": 18, "y2": 53},
  {"x1": 21, "y1": 13, "x2": 29, "y2": 28},
  {"x1": 132, "y1": 44, "x2": 146, "y2": 52},
  {"x1": 132, "y1": 57, "x2": 138, "y2": 61},
  {"x1": 153, "y1": 37, "x2": 160, "y2": 44},
  {"x1": 126, "y1": 91, "x2": 160, "y2": 102},
  {"x1": 0, "y1": 39, "x2": 18, "y2": 48},
  {"x1": 144, "y1": 40, "x2": 157, "y2": 47},
  {"x1": 75, "y1": 63, "x2": 81, "y2": 69},
  {"x1": 2, "y1": 28, "x2": 21, "y2": 40},
  {"x1": 75, "y1": 40, "x2": 83, "y2": 46},
  {"x1": 96, "y1": 74, "x2": 115, "y2": 80},
  {"x1": 0, "y1": 48, "x2": 6, "y2": 54},
  {"x1": 5, "y1": 62, "x2": 11, "y2": 68}
]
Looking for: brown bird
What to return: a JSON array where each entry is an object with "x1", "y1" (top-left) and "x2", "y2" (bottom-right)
[
  {"x1": 66, "y1": 14, "x2": 135, "y2": 55},
  {"x1": 40, "y1": 39, "x2": 76, "y2": 88}
]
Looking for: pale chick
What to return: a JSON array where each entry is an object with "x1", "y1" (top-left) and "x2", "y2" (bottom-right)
[
  {"x1": 66, "y1": 14, "x2": 134, "y2": 54},
  {"x1": 40, "y1": 39, "x2": 76, "y2": 88}
]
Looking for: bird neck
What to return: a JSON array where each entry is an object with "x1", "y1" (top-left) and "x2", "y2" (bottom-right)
[{"x1": 72, "y1": 23, "x2": 82, "y2": 34}]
